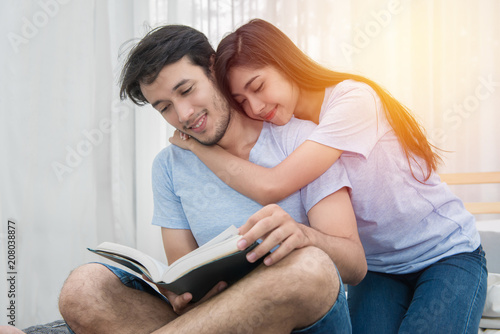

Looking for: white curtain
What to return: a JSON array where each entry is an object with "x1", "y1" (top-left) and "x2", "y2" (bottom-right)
[
  {"x1": 1, "y1": 0, "x2": 499, "y2": 328},
  {"x1": 0, "y1": 0, "x2": 164, "y2": 328}
]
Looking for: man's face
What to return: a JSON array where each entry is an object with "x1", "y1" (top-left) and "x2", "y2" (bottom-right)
[{"x1": 140, "y1": 56, "x2": 230, "y2": 145}]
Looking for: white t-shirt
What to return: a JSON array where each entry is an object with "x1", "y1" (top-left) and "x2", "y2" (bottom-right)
[{"x1": 308, "y1": 79, "x2": 480, "y2": 274}]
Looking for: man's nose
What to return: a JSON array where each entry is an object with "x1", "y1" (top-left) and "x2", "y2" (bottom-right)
[{"x1": 176, "y1": 101, "x2": 195, "y2": 124}]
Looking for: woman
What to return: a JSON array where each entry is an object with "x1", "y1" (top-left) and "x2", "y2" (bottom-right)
[{"x1": 170, "y1": 19, "x2": 487, "y2": 333}]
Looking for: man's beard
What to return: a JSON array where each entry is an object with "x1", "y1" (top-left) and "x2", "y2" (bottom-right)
[{"x1": 194, "y1": 92, "x2": 231, "y2": 146}]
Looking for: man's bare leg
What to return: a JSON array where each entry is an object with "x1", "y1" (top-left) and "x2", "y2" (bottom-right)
[
  {"x1": 59, "y1": 263, "x2": 177, "y2": 333},
  {"x1": 59, "y1": 246, "x2": 339, "y2": 334},
  {"x1": 155, "y1": 246, "x2": 340, "y2": 333},
  {"x1": 0, "y1": 326, "x2": 25, "y2": 334}
]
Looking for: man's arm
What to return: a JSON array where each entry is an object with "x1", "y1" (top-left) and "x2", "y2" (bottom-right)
[
  {"x1": 161, "y1": 227, "x2": 198, "y2": 264},
  {"x1": 238, "y1": 187, "x2": 367, "y2": 285}
]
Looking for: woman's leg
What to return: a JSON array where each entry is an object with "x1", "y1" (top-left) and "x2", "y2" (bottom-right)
[
  {"x1": 399, "y1": 247, "x2": 488, "y2": 334},
  {"x1": 348, "y1": 271, "x2": 412, "y2": 334}
]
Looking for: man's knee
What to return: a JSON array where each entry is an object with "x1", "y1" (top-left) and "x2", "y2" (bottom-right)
[
  {"x1": 268, "y1": 246, "x2": 340, "y2": 327},
  {"x1": 287, "y1": 246, "x2": 339, "y2": 297},
  {"x1": 265, "y1": 246, "x2": 339, "y2": 310},
  {"x1": 59, "y1": 263, "x2": 116, "y2": 320}
]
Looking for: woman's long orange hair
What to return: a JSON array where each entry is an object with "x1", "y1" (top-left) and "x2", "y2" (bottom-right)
[{"x1": 215, "y1": 19, "x2": 441, "y2": 181}]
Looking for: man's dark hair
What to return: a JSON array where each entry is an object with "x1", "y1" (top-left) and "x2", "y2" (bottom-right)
[{"x1": 119, "y1": 25, "x2": 215, "y2": 105}]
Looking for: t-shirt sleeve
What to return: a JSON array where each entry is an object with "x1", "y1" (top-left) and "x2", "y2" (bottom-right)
[
  {"x1": 308, "y1": 81, "x2": 383, "y2": 159},
  {"x1": 151, "y1": 149, "x2": 190, "y2": 229},
  {"x1": 300, "y1": 158, "x2": 351, "y2": 214},
  {"x1": 272, "y1": 119, "x2": 352, "y2": 213}
]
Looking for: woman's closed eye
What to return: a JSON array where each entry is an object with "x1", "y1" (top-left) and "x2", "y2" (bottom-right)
[
  {"x1": 181, "y1": 86, "x2": 193, "y2": 95},
  {"x1": 235, "y1": 97, "x2": 247, "y2": 106},
  {"x1": 254, "y1": 83, "x2": 263, "y2": 93}
]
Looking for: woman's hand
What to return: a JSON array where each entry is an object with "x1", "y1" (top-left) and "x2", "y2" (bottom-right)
[
  {"x1": 237, "y1": 204, "x2": 312, "y2": 266},
  {"x1": 169, "y1": 130, "x2": 193, "y2": 151}
]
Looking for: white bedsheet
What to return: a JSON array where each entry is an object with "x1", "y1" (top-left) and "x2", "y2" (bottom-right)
[
  {"x1": 477, "y1": 219, "x2": 500, "y2": 274},
  {"x1": 477, "y1": 219, "x2": 500, "y2": 333}
]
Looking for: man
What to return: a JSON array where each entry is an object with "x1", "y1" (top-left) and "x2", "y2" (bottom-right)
[{"x1": 58, "y1": 25, "x2": 366, "y2": 333}]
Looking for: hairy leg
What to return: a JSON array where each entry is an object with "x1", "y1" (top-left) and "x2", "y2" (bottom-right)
[
  {"x1": 59, "y1": 263, "x2": 177, "y2": 334},
  {"x1": 154, "y1": 246, "x2": 340, "y2": 334}
]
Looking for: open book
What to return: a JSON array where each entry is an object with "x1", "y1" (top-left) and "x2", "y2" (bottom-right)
[{"x1": 88, "y1": 225, "x2": 263, "y2": 302}]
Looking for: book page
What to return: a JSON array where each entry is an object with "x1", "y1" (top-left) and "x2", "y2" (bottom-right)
[
  {"x1": 162, "y1": 225, "x2": 242, "y2": 283},
  {"x1": 92, "y1": 243, "x2": 168, "y2": 281},
  {"x1": 200, "y1": 225, "x2": 239, "y2": 249},
  {"x1": 176, "y1": 225, "x2": 239, "y2": 260},
  {"x1": 90, "y1": 225, "x2": 241, "y2": 284}
]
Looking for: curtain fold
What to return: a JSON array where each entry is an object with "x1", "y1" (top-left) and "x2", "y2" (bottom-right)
[{"x1": 0, "y1": 0, "x2": 148, "y2": 327}]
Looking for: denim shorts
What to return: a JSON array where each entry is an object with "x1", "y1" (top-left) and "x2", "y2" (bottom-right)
[{"x1": 67, "y1": 262, "x2": 351, "y2": 333}]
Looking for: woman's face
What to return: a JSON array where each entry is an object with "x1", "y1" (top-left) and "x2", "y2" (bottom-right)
[{"x1": 228, "y1": 65, "x2": 299, "y2": 125}]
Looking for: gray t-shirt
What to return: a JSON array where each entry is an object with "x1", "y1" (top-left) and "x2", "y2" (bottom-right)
[
  {"x1": 152, "y1": 117, "x2": 351, "y2": 246},
  {"x1": 308, "y1": 79, "x2": 480, "y2": 274}
]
